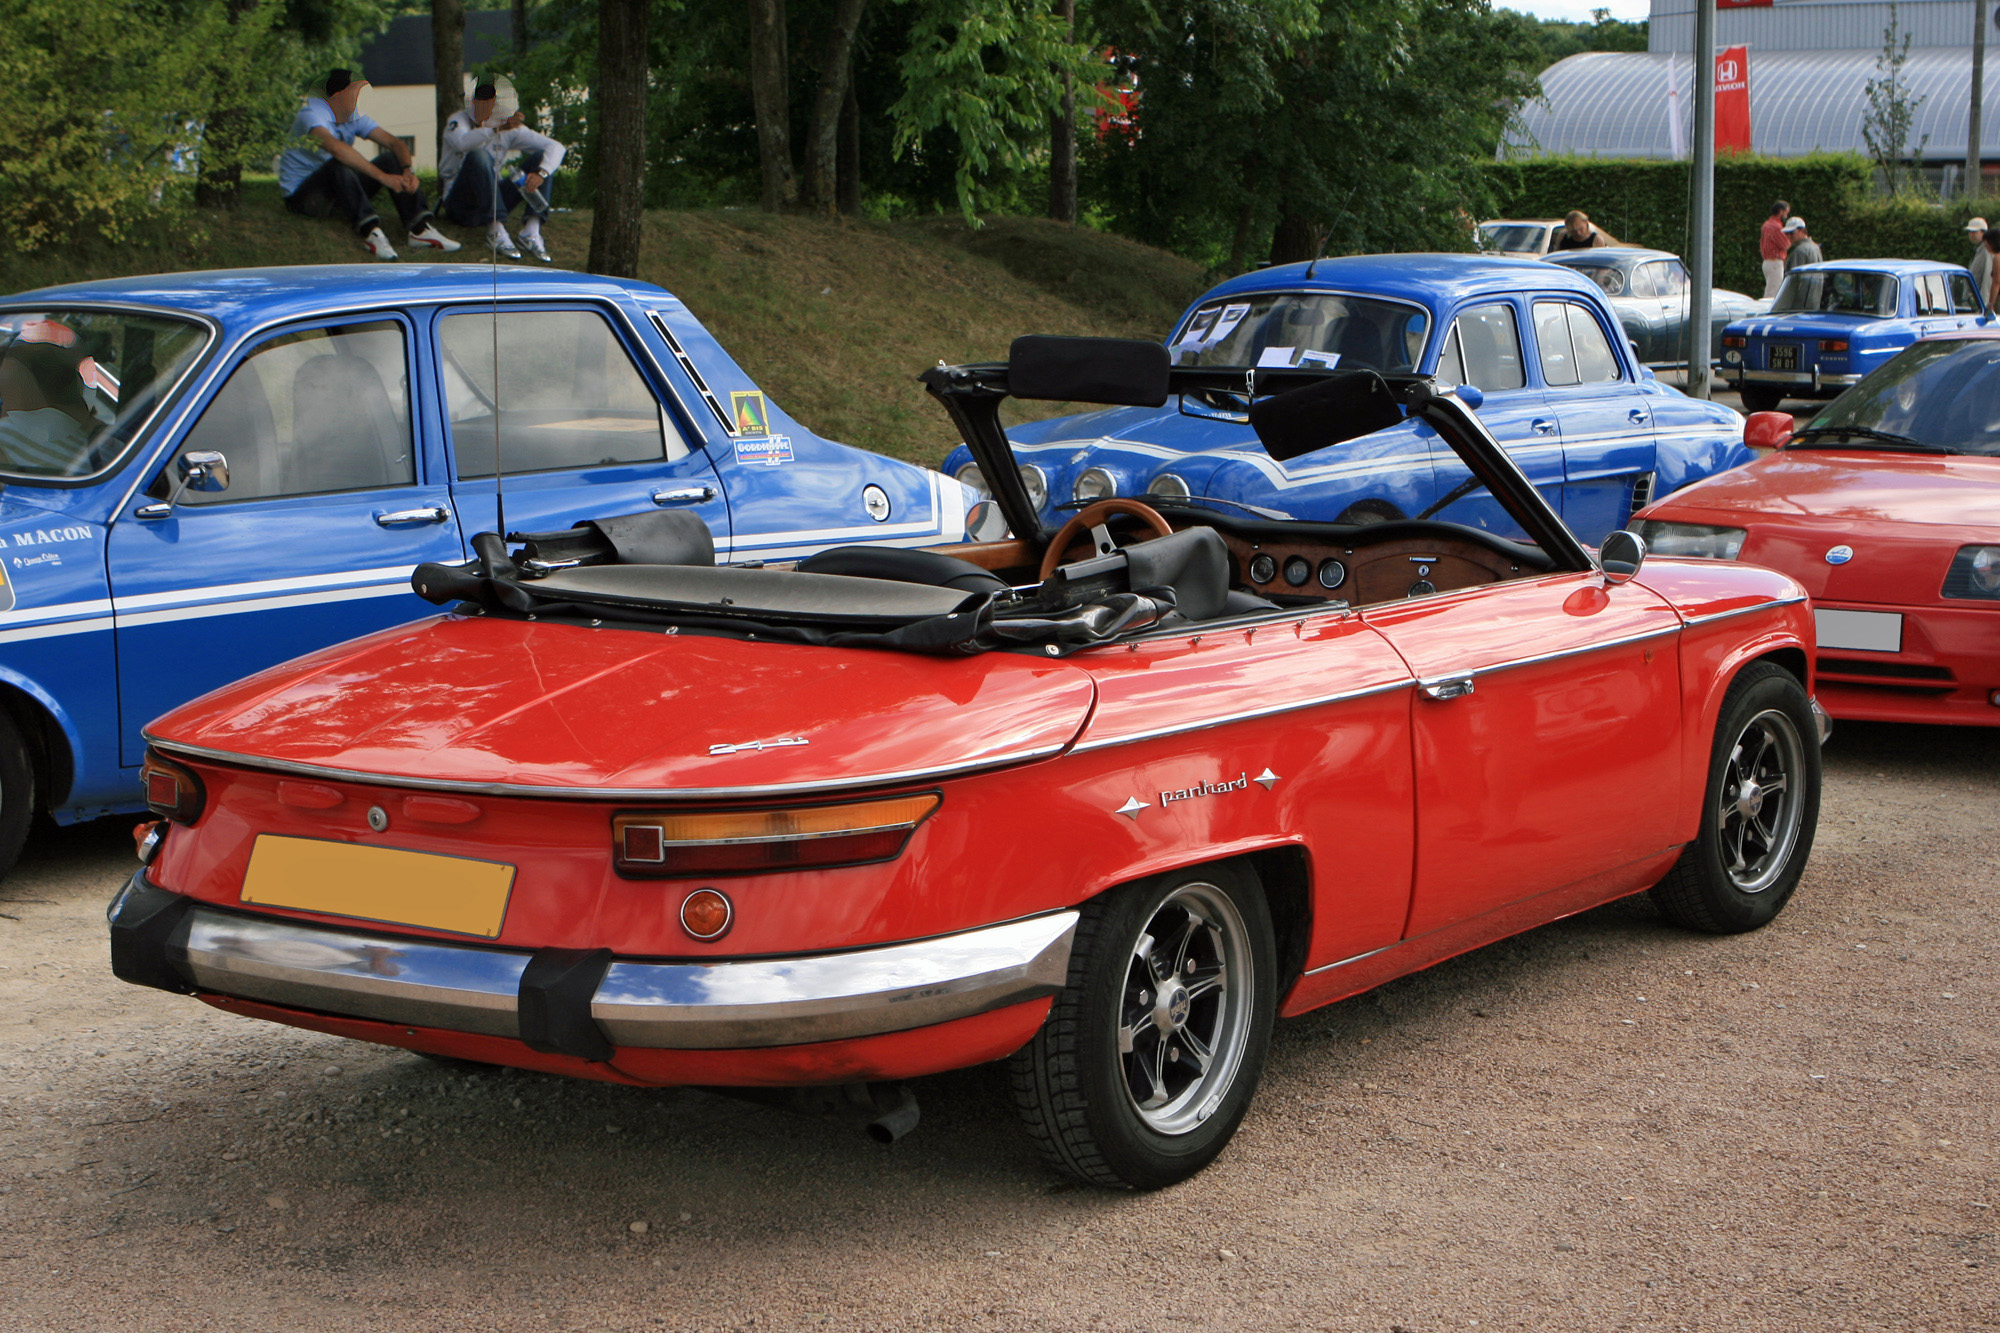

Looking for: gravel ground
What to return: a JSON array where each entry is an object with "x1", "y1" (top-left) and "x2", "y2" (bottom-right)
[{"x1": 1, "y1": 720, "x2": 1993, "y2": 1332}]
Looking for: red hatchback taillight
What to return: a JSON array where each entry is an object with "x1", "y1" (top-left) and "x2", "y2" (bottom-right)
[
  {"x1": 612, "y1": 793, "x2": 942, "y2": 878},
  {"x1": 140, "y1": 750, "x2": 205, "y2": 825}
]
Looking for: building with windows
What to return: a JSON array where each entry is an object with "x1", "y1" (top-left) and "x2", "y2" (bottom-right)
[
  {"x1": 356, "y1": 10, "x2": 516, "y2": 173},
  {"x1": 1504, "y1": 0, "x2": 1997, "y2": 189}
]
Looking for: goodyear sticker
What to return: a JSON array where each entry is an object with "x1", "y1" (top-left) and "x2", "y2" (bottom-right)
[
  {"x1": 729, "y1": 390, "x2": 771, "y2": 437},
  {"x1": 733, "y1": 433, "x2": 793, "y2": 467},
  {"x1": 0, "y1": 561, "x2": 14, "y2": 613}
]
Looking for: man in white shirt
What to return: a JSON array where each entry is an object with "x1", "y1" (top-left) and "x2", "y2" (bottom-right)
[
  {"x1": 1969, "y1": 218, "x2": 1992, "y2": 303},
  {"x1": 279, "y1": 69, "x2": 461, "y2": 262},
  {"x1": 439, "y1": 82, "x2": 568, "y2": 262}
]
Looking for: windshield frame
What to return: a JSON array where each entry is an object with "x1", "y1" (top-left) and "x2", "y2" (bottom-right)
[
  {"x1": 0, "y1": 300, "x2": 220, "y2": 489},
  {"x1": 1166, "y1": 288, "x2": 1435, "y2": 376}
]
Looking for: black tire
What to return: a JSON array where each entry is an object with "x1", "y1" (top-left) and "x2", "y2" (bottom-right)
[
  {"x1": 1009, "y1": 862, "x2": 1277, "y2": 1189},
  {"x1": 1737, "y1": 384, "x2": 1787, "y2": 414},
  {"x1": 0, "y1": 708, "x2": 36, "y2": 884},
  {"x1": 1651, "y1": 662, "x2": 1820, "y2": 934}
]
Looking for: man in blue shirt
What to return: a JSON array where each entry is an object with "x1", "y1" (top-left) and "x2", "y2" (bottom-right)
[{"x1": 280, "y1": 70, "x2": 461, "y2": 261}]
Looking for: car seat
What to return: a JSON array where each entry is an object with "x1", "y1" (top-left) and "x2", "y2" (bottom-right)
[
  {"x1": 289, "y1": 354, "x2": 406, "y2": 495},
  {"x1": 178, "y1": 363, "x2": 277, "y2": 503}
]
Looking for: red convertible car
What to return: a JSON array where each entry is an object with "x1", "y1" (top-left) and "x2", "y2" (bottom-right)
[
  {"x1": 1637, "y1": 331, "x2": 2000, "y2": 727},
  {"x1": 109, "y1": 339, "x2": 1825, "y2": 1188}
]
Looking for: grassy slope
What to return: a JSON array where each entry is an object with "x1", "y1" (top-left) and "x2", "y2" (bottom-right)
[{"x1": 1, "y1": 184, "x2": 1206, "y2": 466}]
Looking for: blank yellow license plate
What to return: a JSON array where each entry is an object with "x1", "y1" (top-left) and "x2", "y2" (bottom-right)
[{"x1": 241, "y1": 836, "x2": 516, "y2": 938}]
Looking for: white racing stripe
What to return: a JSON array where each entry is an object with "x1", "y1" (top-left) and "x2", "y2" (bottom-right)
[
  {"x1": 114, "y1": 582, "x2": 420, "y2": 629},
  {"x1": 0, "y1": 615, "x2": 116, "y2": 645},
  {"x1": 112, "y1": 565, "x2": 420, "y2": 613}
]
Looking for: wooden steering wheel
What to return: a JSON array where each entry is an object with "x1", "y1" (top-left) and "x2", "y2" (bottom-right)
[{"x1": 1038, "y1": 498, "x2": 1175, "y2": 582}]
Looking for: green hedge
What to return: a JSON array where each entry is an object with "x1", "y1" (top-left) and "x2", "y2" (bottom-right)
[{"x1": 1480, "y1": 154, "x2": 1990, "y2": 294}]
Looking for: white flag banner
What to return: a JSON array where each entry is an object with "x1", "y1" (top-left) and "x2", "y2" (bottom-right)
[{"x1": 1666, "y1": 58, "x2": 1689, "y2": 160}]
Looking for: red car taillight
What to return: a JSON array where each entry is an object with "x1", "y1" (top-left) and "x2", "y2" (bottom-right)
[
  {"x1": 612, "y1": 793, "x2": 942, "y2": 878},
  {"x1": 1722, "y1": 335, "x2": 1747, "y2": 348},
  {"x1": 140, "y1": 750, "x2": 205, "y2": 825},
  {"x1": 1818, "y1": 339, "x2": 1849, "y2": 353}
]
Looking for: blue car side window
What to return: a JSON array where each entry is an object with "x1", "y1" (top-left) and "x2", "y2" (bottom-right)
[
  {"x1": 179, "y1": 320, "x2": 413, "y2": 504},
  {"x1": 1450, "y1": 303, "x2": 1525, "y2": 392},
  {"x1": 440, "y1": 308, "x2": 691, "y2": 479},
  {"x1": 1564, "y1": 306, "x2": 1621, "y2": 382}
]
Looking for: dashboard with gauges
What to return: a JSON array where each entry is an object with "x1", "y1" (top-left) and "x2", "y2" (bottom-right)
[{"x1": 1209, "y1": 522, "x2": 1550, "y2": 608}]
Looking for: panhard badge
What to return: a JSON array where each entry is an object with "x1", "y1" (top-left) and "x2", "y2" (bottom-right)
[{"x1": 1825, "y1": 544, "x2": 1855, "y2": 565}]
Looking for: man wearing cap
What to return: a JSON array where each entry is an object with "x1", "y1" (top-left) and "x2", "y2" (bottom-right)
[
  {"x1": 280, "y1": 70, "x2": 461, "y2": 261},
  {"x1": 438, "y1": 82, "x2": 567, "y2": 262},
  {"x1": 1969, "y1": 218, "x2": 1992, "y2": 302},
  {"x1": 1783, "y1": 216, "x2": 1821, "y2": 271}
]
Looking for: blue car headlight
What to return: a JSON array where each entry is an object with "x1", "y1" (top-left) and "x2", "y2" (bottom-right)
[
  {"x1": 953, "y1": 462, "x2": 990, "y2": 499},
  {"x1": 1072, "y1": 467, "x2": 1117, "y2": 504},
  {"x1": 1632, "y1": 520, "x2": 1747, "y2": 560}
]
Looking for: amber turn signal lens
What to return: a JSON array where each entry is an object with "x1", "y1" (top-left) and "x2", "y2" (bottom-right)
[
  {"x1": 140, "y1": 750, "x2": 205, "y2": 825},
  {"x1": 680, "y1": 889, "x2": 733, "y2": 940},
  {"x1": 1818, "y1": 339, "x2": 1849, "y2": 353},
  {"x1": 612, "y1": 793, "x2": 942, "y2": 878},
  {"x1": 1722, "y1": 335, "x2": 1747, "y2": 348}
]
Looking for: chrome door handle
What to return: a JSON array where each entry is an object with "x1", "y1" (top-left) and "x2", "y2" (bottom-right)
[
  {"x1": 1628, "y1": 408, "x2": 1650, "y2": 424},
  {"x1": 374, "y1": 506, "x2": 450, "y2": 528},
  {"x1": 1531, "y1": 418, "x2": 1557, "y2": 436},
  {"x1": 652, "y1": 485, "x2": 716, "y2": 506},
  {"x1": 1420, "y1": 673, "x2": 1476, "y2": 701}
]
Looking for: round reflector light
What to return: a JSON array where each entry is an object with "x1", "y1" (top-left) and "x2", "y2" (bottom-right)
[{"x1": 680, "y1": 889, "x2": 733, "y2": 941}]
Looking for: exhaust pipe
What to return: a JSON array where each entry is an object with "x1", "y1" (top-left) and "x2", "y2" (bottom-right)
[{"x1": 705, "y1": 1081, "x2": 921, "y2": 1144}]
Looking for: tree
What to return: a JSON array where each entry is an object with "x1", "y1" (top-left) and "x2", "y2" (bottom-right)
[
  {"x1": 1862, "y1": 2, "x2": 1929, "y2": 196},
  {"x1": 586, "y1": 0, "x2": 648, "y2": 276},
  {"x1": 749, "y1": 0, "x2": 796, "y2": 211},
  {"x1": 1048, "y1": 0, "x2": 1077, "y2": 224},
  {"x1": 800, "y1": 0, "x2": 868, "y2": 214},
  {"x1": 432, "y1": 0, "x2": 465, "y2": 164}
]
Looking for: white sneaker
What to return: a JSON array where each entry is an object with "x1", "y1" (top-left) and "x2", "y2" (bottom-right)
[
  {"x1": 408, "y1": 224, "x2": 462, "y2": 253},
  {"x1": 361, "y1": 227, "x2": 398, "y2": 261},
  {"x1": 486, "y1": 228, "x2": 521, "y2": 259},
  {"x1": 521, "y1": 234, "x2": 551, "y2": 262}
]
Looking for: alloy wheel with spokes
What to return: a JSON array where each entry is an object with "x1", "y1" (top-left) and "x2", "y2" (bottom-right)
[
  {"x1": 1717, "y1": 708, "x2": 1807, "y2": 894},
  {"x1": 1116, "y1": 883, "x2": 1255, "y2": 1136}
]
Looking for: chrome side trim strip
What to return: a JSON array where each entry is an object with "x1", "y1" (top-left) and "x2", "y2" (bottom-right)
[
  {"x1": 1302, "y1": 942, "x2": 1396, "y2": 977},
  {"x1": 591, "y1": 912, "x2": 1077, "y2": 1049},
  {"x1": 171, "y1": 901, "x2": 1076, "y2": 1050},
  {"x1": 143, "y1": 738, "x2": 1069, "y2": 800},
  {"x1": 1683, "y1": 593, "x2": 1807, "y2": 628},
  {"x1": 1416, "y1": 622, "x2": 1682, "y2": 693},
  {"x1": 181, "y1": 910, "x2": 530, "y2": 1037},
  {"x1": 1071, "y1": 678, "x2": 1414, "y2": 753}
]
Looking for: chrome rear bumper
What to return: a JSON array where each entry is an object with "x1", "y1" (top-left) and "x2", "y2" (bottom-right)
[{"x1": 108, "y1": 874, "x2": 1076, "y2": 1053}]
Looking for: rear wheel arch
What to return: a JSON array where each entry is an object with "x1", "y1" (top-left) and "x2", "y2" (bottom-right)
[
  {"x1": 0, "y1": 682, "x2": 71, "y2": 813},
  {"x1": 1753, "y1": 645, "x2": 1809, "y2": 690}
]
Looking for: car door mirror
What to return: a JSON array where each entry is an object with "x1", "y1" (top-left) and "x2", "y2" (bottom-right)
[
  {"x1": 1600, "y1": 529, "x2": 1646, "y2": 584},
  {"x1": 1743, "y1": 411, "x2": 1794, "y2": 449},
  {"x1": 179, "y1": 450, "x2": 231, "y2": 494}
]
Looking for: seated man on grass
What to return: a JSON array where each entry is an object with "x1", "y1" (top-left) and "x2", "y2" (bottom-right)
[
  {"x1": 280, "y1": 69, "x2": 461, "y2": 262},
  {"x1": 439, "y1": 82, "x2": 567, "y2": 262}
]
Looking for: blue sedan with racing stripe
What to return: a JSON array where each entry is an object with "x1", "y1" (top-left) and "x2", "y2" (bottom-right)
[
  {"x1": 1720, "y1": 259, "x2": 1989, "y2": 415},
  {"x1": 0, "y1": 266, "x2": 973, "y2": 877},
  {"x1": 945, "y1": 255, "x2": 1752, "y2": 554}
]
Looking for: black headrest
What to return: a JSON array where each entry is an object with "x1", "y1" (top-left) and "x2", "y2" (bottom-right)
[
  {"x1": 1008, "y1": 335, "x2": 1171, "y2": 407},
  {"x1": 1248, "y1": 370, "x2": 1405, "y2": 462}
]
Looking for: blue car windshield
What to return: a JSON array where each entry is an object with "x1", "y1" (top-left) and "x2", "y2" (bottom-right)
[
  {"x1": 1169, "y1": 293, "x2": 1429, "y2": 374},
  {"x1": 1798, "y1": 338, "x2": 2000, "y2": 457},
  {"x1": 1771, "y1": 271, "x2": 1898, "y2": 318},
  {"x1": 0, "y1": 309, "x2": 209, "y2": 481}
]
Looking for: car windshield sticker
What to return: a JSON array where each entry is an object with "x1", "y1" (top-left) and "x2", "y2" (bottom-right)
[
  {"x1": 730, "y1": 390, "x2": 771, "y2": 437},
  {"x1": 734, "y1": 433, "x2": 793, "y2": 467},
  {"x1": 1175, "y1": 307, "x2": 1222, "y2": 349},
  {"x1": 1255, "y1": 346, "x2": 1340, "y2": 369},
  {"x1": 1210, "y1": 303, "x2": 1251, "y2": 344}
]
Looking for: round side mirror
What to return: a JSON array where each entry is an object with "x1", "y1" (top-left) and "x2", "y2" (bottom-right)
[
  {"x1": 178, "y1": 449, "x2": 231, "y2": 494},
  {"x1": 1600, "y1": 529, "x2": 1647, "y2": 585}
]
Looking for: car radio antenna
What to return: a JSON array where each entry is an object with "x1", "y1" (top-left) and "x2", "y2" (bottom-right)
[
  {"x1": 487, "y1": 79, "x2": 507, "y2": 543},
  {"x1": 1302, "y1": 187, "x2": 1357, "y2": 281}
]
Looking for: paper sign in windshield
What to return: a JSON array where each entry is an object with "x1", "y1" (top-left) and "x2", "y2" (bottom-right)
[
  {"x1": 729, "y1": 390, "x2": 771, "y2": 437},
  {"x1": 1255, "y1": 346, "x2": 1341, "y2": 369},
  {"x1": 734, "y1": 433, "x2": 793, "y2": 466}
]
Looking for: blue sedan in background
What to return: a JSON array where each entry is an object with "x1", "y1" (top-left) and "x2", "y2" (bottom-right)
[
  {"x1": 946, "y1": 254, "x2": 1751, "y2": 552},
  {"x1": 0, "y1": 265, "x2": 972, "y2": 876},
  {"x1": 1721, "y1": 258, "x2": 1988, "y2": 414}
]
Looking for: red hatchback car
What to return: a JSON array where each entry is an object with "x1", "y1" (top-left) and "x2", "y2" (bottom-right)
[
  {"x1": 110, "y1": 340, "x2": 1826, "y2": 1188},
  {"x1": 1637, "y1": 332, "x2": 2000, "y2": 727}
]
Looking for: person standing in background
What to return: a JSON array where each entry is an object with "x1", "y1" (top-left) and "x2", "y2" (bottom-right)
[
  {"x1": 1984, "y1": 231, "x2": 2000, "y2": 311},
  {"x1": 1553, "y1": 210, "x2": 1607, "y2": 250},
  {"x1": 1782, "y1": 217, "x2": 1821, "y2": 271},
  {"x1": 1760, "y1": 200, "x2": 1792, "y2": 299},
  {"x1": 1968, "y1": 218, "x2": 1992, "y2": 303}
]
